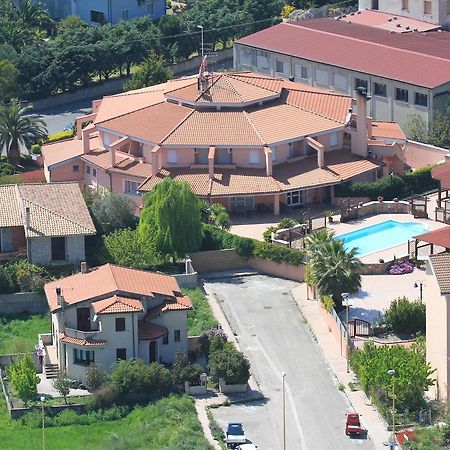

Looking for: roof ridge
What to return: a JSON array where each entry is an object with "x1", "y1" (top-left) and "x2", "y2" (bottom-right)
[
  {"x1": 223, "y1": 74, "x2": 245, "y2": 103},
  {"x1": 108, "y1": 264, "x2": 120, "y2": 292},
  {"x1": 96, "y1": 100, "x2": 166, "y2": 125},
  {"x1": 285, "y1": 85, "x2": 350, "y2": 99},
  {"x1": 283, "y1": 98, "x2": 344, "y2": 124},
  {"x1": 160, "y1": 108, "x2": 196, "y2": 145},
  {"x1": 243, "y1": 111, "x2": 266, "y2": 145},
  {"x1": 228, "y1": 73, "x2": 279, "y2": 94},
  {"x1": 283, "y1": 21, "x2": 450, "y2": 63}
]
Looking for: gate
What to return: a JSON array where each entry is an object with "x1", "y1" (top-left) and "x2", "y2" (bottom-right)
[
  {"x1": 411, "y1": 194, "x2": 428, "y2": 219},
  {"x1": 348, "y1": 318, "x2": 371, "y2": 338}
]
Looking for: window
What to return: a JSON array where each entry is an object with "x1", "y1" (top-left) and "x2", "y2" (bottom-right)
[
  {"x1": 122, "y1": 9, "x2": 129, "y2": 19},
  {"x1": 93, "y1": 168, "x2": 97, "y2": 177},
  {"x1": 424, "y1": 0, "x2": 431, "y2": 14},
  {"x1": 395, "y1": 88, "x2": 409, "y2": 103},
  {"x1": 240, "y1": 49, "x2": 252, "y2": 66},
  {"x1": 115, "y1": 318, "x2": 126, "y2": 332},
  {"x1": 315, "y1": 68, "x2": 328, "y2": 85},
  {"x1": 74, "y1": 349, "x2": 94, "y2": 365},
  {"x1": 415, "y1": 92, "x2": 428, "y2": 107},
  {"x1": 276, "y1": 60, "x2": 285, "y2": 74},
  {"x1": 334, "y1": 74, "x2": 347, "y2": 90},
  {"x1": 116, "y1": 348, "x2": 127, "y2": 360},
  {"x1": 373, "y1": 82, "x2": 387, "y2": 97},
  {"x1": 77, "y1": 307, "x2": 91, "y2": 331},
  {"x1": 167, "y1": 149, "x2": 177, "y2": 164},
  {"x1": 124, "y1": 180, "x2": 139, "y2": 196},
  {"x1": 256, "y1": 51, "x2": 269, "y2": 70},
  {"x1": 402, "y1": 0, "x2": 408, "y2": 10},
  {"x1": 330, "y1": 133, "x2": 338, "y2": 147},
  {"x1": 355, "y1": 78, "x2": 368, "y2": 91},
  {"x1": 162, "y1": 334, "x2": 169, "y2": 345},
  {"x1": 194, "y1": 148, "x2": 209, "y2": 165},
  {"x1": 51, "y1": 237, "x2": 66, "y2": 261},
  {"x1": 174, "y1": 330, "x2": 181, "y2": 342},
  {"x1": 72, "y1": 164, "x2": 79, "y2": 173},
  {"x1": 90, "y1": 10, "x2": 105, "y2": 23},
  {"x1": 249, "y1": 150, "x2": 260, "y2": 164},
  {"x1": 147, "y1": 1, "x2": 154, "y2": 15},
  {"x1": 295, "y1": 64, "x2": 308, "y2": 79},
  {"x1": 86, "y1": 165, "x2": 91, "y2": 174},
  {"x1": 286, "y1": 190, "x2": 304, "y2": 206},
  {"x1": 371, "y1": 0, "x2": 379, "y2": 10},
  {"x1": 230, "y1": 196, "x2": 254, "y2": 211}
]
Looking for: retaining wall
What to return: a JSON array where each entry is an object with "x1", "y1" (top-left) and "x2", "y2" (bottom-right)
[
  {"x1": 248, "y1": 257, "x2": 305, "y2": 282},
  {"x1": 190, "y1": 249, "x2": 249, "y2": 274},
  {"x1": 173, "y1": 273, "x2": 199, "y2": 289},
  {"x1": 219, "y1": 379, "x2": 248, "y2": 394},
  {"x1": 0, "y1": 292, "x2": 47, "y2": 315}
]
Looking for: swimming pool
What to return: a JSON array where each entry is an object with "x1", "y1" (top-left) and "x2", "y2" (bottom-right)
[{"x1": 335, "y1": 220, "x2": 428, "y2": 256}]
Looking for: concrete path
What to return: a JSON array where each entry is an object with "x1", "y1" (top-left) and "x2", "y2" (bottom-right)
[{"x1": 291, "y1": 283, "x2": 391, "y2": 450}]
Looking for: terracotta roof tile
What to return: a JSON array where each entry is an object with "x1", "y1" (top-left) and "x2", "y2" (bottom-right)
[
  {"x1": 92, "y1": 295, "x2": 144, "y2": 314},
  {"x1": 432, "y1": 162, "x2": 450, "y2": 189},
  {"x1": 108, "y1": 157, "x2": 153, "y2": 178},
  {"x1": 371, "y1": 121, "x2": 406, "y2": 140},
  {"x1": 45, "y1": 264, "x2": 182, "y2": 312},
  {"x1": 236, "y1": 21, "x2": 450, "y2": 88},
  {"x1": 41, "y1": 137, "x2": 86, "y2": 168},
  {"x1": 0, "y1": 185, "x2": 22, "y2": 227},
  {"x1": 138, "y1": 321, "x2": 168, "y2": 340},
  {"x1": 59, "y1": 333, "x2": 107, "y2": 347},
  {"x1": 210, "y1": 169, "x2": 280, "y2": 195},
  {"x1": 325, "y1": 151, "x2": 383, "y2": 180},
  {"x1": 228, "y1": 73, "x2": 284, "y2": 92},
  {"x1": 429, "y1": 252, "x2": 450, "y2": 295}
]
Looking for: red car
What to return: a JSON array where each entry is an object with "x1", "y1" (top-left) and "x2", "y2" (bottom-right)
[{"x1": 345, "y1": 412, "x2": 366, "y2": 436}]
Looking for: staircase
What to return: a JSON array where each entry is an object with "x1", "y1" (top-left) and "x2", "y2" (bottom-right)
[{"x1": 44, "y1": 363, "x2": 59, "y2": 379}]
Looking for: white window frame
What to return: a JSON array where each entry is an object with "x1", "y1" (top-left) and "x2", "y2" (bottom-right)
[
  {"x1": 167, "y1": 149, "x2": 177, "y2": 164},
  {"x1": 124, "y1": 180, "x2": 140, "y2": 196},
  {"x1": 249, "y1": 150, "x2": 260, "y2": 164},
  {"x1": 286, "y1": 190, "x2": 304, "y2": 207}
]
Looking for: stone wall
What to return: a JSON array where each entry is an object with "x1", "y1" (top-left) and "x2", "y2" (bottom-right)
[
  {"x1": 173, "y1": 273, "x2": 199, "y2": 289},
  {"x1": 340, "y1": 200, "x2": 411, "y2": 222},
  {"x1": 248, "y1": 257, "x2": 305, "y2": 282},
  {"x1": 189, "y1": 249, "x2": 250, "y2": 274},
  {"x1": 0, "y1": 292, "x2": 47, "y2": 315}
]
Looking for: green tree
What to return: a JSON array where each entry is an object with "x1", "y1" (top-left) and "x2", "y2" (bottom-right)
[
  {"x1": 124, "y1": 51, "x2": 172, "y2": 91},
  {"x1": 405, "y1": 110, "x2": 450, "y2": 150},
  {"x1": 53, "y1": 370, "x2": 71, "y2": 404},
  {"x1": 85, "y1": 364, "x2": 105, "y2": 391},
  {"x1": 15, "y1": 0, "x2": 52, "y2": 30},
  {"x1": 384, "y1": 297, "x2": 426, "y2": 335},
  {"x1": 208, "y1": 347, "x2": 251, "y2": 384},
  {"x1": 7, "y1": 354, "x2": 39, "y2": 404},
  {"x1": 0, "y1": 60, "x2": 19, "y2": 102},
  {"x1": 138, "y1": 178, "x2": 203, "y2": 260},
  {"x1": 308, "y1": 239, "x2": 362, "y2": 310},
  {"x1": 208, "y1": 203, "x2": 231, "y2": 230},
  {"x1": 172, "y1": 350, "x2": 203, "y2": 385},
  {"x1": 0, "y1": 98, "x2": 47, "y2": 166},
  {"x1": 90, "y1": 190, "x2": 137, "y2": 234},
  {"x1": 305, "y1": 228, "x2": 335, "y2": 254}
]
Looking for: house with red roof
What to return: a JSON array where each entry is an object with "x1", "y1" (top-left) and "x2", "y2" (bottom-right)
[
  {"x1": 234, "y1": 17, "x2": 450, "y2": 130},
  {"x1": 39, "y1": 263, "x2": 192, "y2": 381},
  {"x1": 42, "y1": 71, "x2": 406, "y2": 214}
]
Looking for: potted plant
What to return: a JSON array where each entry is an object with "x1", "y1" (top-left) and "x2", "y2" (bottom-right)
[{"x1": 324, "y1": 210, "x2": 334, "y2": 224}]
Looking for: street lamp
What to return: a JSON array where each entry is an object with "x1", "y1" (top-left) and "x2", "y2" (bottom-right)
[
  {"x1": 40, "y1": 395, "x2": 46, "y2": 450},
  {"x1": 342, "y1": 292, "x2": 350, "y2": 373},
  {"x1": 281, "y1": 371, "x2": 286, "y2": 450},
  {"x1": 388, "y1": 369, "x2": 396, "y2": 450},
  {"x1": 197, "y1": 25, "x2": 204, "y2": 57},
  {"x1": 414, "y1": 281, "x2": 424, "y2": 303}
]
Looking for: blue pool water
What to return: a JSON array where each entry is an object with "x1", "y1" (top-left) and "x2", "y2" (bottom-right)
[{"x1": 335, "y1": 220, "x2": 428, "y2": 256}]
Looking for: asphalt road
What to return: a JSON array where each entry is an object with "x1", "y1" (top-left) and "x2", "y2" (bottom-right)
[{"x1": 204, "y1": 275, "x2": 373, "y2": 450}]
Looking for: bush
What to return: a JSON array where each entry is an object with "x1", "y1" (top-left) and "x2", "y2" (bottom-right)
[
  {"x1": 0, "y1": 260, "x2": 50, "y2": 294},
  {"x1": 91, "y1": 382, "x2": 121, "y2": 409},
  {"x1": 8, "y1": 354, "x2": 39, "y2": 404},
  {"x1": 384, "y1": 297, "x2": 426, "y2": 335},
  {"x1": 208, "y1": 347, "x2": 250, "y2": 385},
  {"x1": 43, "y1": 130, "x2": 74, "y2": 144},
  {"x1": 172, "y1": 351, "x2": 203, "y2": 385},
  {"x1": 30, "y1": 144, "x2": 41, "y2": 155},
  {"x1": 201, "y1": 328, "x2": 228, "y2": 357},
  {"x1": 85, "y1": 364, "x2": 105, "y2": 391},
  {"x1": 110, "y1": 360, "x2": 173, "y2": 399},
  {"x1": 0, "y1": 162, "x2": 15, "y2": 175}
]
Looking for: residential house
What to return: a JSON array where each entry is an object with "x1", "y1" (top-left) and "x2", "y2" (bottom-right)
[
  {"x1": 20, "y1": 0, "x2": 165, "y2": 24},
  {"x1": 233, "y1": 18, "x2": 450, "y2": 129},
  {"x1": 0, "y1": 183, "x2": 96, "y2": 265},
  {"x1": 40, "y1": 263, "x2": 192, "y2": 381},
  {"x1": 42, "y1": 71, "x2": 407, "y2": 214},
  {"x1": 359, "y1": 0, "x2": 450, "y2": 26}
]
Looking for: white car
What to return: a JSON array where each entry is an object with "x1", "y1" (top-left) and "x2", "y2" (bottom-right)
[{"x1": 236, "y1": 445, "x2": 258, "y2": 450}]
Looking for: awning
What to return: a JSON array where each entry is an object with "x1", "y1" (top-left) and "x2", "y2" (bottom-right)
[{"x1": 414, "y1": 226, "x2": 450, "y2": 249}]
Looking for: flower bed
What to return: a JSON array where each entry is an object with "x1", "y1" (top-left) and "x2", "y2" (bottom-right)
[{"x1": 388, "y1": 260, "x2": 415, "y2": 275}]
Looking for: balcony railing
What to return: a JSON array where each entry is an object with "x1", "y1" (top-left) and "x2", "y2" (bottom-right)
[{"x1": 64, "y1": 325, "x2": 101, "y2": 340}]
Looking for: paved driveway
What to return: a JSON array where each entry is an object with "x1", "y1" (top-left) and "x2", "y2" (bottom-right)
[{"x1": 204, "y1": 275, "x2": 373, "y2": 450}]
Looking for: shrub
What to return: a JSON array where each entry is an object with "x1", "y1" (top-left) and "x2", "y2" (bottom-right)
[
  {"x1": 172, "y1": 351, "x2": 203, "y2": 385},
  {"x1": 201, "y1": 328, "x2": 228, "y2": 357},
  {"x1": 110, "y1": 360, "x2": 173, "y2": 398},
  {"x1": 43, "y1": 129, "x2": 74, "y2": 144},
  {"x1": 384, "y1": 297, "x2": 426, "y2": 335},
  {"x1": 208, "y1": 347, "x2": 250, "y2": 385},
  {"x1": 0, "y1": 162, "x2": 15, "y2": 175},
  {"x1": 85, "y1": 364, "x2": 105, "y2": 391},
  {"x1": 8, "y1": 354, "x2": 39, "y2": 404},
  {"x1": 31, "y1": 144, "x2": 41, "y2": 155},
  {"x1": 91, "y1": 382, "x2": 120, "y2": 409},
  {"x1": 0, "y1": 260, "x2": 50, "y2": 294},
  {"x1": 263, "y1": 225, "x2": 277, "y2": 243},
  {"x1": 52, "y1": 370, "x2": 71, "y2": 404}
]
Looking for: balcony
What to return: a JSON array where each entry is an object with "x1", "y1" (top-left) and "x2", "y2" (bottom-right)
[{"x1": 64, "y1": 325, "x2": 102, "y2": 340}]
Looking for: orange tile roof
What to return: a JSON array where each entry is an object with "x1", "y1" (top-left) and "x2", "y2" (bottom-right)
[
  {"x1": 414, "y1": 226, "x2": 450, "y2": 249},
  {"x1": 138, "y1": 321, "x2": 168, "y2": 340},
  {"x1": 92, "y1": 295, "x2": 144, "y2": 314},
  {"x1": 429, "y1": 252, "x2": 450, "y2": 295},
  {"x1": 59, "y1": 333, "x2": 107, "y2": 347},
  {"x1": 432, "y1": 162, "x2": 450, "y2": 190},
  {"x1": 146, "y1": 295, "x2": 192, "y2": 319},
  {"x1": 45, "y1": 264, "x2": 182, "y2": 312},
  {"x1": 371, "y1": 121, "x2": 406, "y2": 141},
  {"x1": 42, "y1": 138, "x2": 84, "y2": 168},
  {"x1": 325, "y1": 151, "x2": 383, "y2": 180},
  {"x1": 80, "y1": 148, "x2": 126, "y2": 170},
  {"x1": 108, "y1": 158, "x2": 153, "y2": 178}
]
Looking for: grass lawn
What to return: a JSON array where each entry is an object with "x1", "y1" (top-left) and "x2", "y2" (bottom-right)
[
  {"x1": 185, "y1": 288, "x2": 219, "y2": 336},
  {"x1": 0, "y1": 395, "x2": 212, "y2": 450},
  {"x1": 0, "y1": 313, "x2": 51, "y2": 354}
]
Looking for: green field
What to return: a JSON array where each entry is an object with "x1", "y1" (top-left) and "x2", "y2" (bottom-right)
[
  {"x1": 185, "y1": 288, "x2": 219, "y2": 336},
  {"x1": 0, "y1": 395, "x2": 212, "y2": 450},
  {"x1": 0, "y1": 313, "x2": 51, "y2": 354}
]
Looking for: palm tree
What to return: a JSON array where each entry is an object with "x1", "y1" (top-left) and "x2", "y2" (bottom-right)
[
  {"x1": 308, "y1": 239, "x2": 362, "y2": 311},
  {"x1": 0, "y1": 99, "x2": 47, "y2": 167},
  {"x1": 16, "y1": 0, "x2": 52, "y2": 29},
  {"x1": 305, "y1": 228, "x2": 336, "y2": 254}
]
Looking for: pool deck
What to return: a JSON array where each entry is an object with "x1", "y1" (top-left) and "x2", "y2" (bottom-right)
[{"x1": 328, "y1": 213, "x2": 447, "y2": 263}]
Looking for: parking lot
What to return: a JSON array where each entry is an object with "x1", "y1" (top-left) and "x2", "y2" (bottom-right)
[{"x1": 204, "y1": 275, "x2": 373, "y2": 450}]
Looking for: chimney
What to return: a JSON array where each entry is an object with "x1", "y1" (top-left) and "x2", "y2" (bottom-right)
[
  {"x1": 24, "y1": 207, "x2": 31, "y2": 229},
  {"x1": 80, "y1": 261, "x2": 88, "y2": 274},
  {"x1": 82, "y1": 127, "x2": 91, "y2": 154},
  {"x1": 354, "y1": 87, "x2": 370, "y2": 158},
  {"x1": 208, "y1": 147, "x2": 215, "y2": 179},
  {"x1": 107, "y1": 145, "x2": 116, "y2": 167},
  {"x1": 264, "y1": 146, "x2": 273, "y2": 176},
  {"x1": 151, "y1": 146, "x2": 160, "y2": 177}
]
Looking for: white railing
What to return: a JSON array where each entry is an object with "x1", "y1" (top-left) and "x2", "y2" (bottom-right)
[{"x1": 64, "y1": 325, "x2": 101, "y2": 340}]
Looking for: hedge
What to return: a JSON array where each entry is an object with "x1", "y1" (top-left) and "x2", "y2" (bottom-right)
[
  {"x1": 334, "y1": 166, "x2": 439, "y2": 200},
  {"x1": 42, "y1": 130, "x2": 75, "y2": 145},
  {"x1": 201, "y1": 224, "x2": 305, "y2": 265}
]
